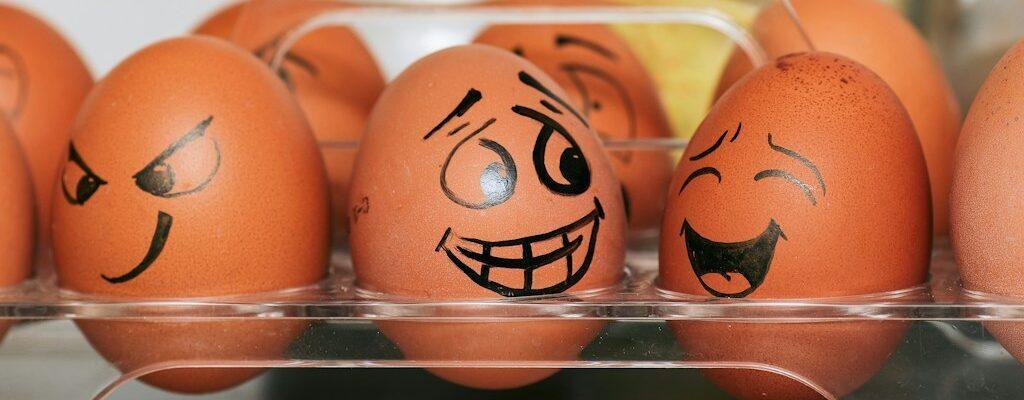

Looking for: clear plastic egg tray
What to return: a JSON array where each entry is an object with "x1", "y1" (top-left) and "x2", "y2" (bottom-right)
[{"x1": 3, "y1": 2, "x2": 1024, "y2": 399}]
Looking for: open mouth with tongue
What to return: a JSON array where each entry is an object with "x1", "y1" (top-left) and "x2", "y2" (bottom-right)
[
  {"x1": 436, "y1": 197, "x2": 604, "y2": 297},
  {"x1": 681, "y1": 219, "x2": 786, "y2": 298}
]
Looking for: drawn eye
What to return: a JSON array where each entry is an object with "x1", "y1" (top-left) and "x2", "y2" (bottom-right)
[
  {"x1": 754, "y1": 169, "x2": 817, "y2": 206},
  {"x1": 678, "y1": 167, "x2": 721, "y2": 195},
  {"x1": 61, "y1": 143, "x2": 107, "y2": 206},
  {"x1": 441, "y1": 124, "x2": 517, "y2": 210},
  {"x1": 134, "y1": 116, "x2": 220, "y2": 198},
  {"x1": 533, "y1": 121, "x2": 591, "y2": 196},
  {"x1": 562, "y1": 64, "x2": 633, "y2": 141}
]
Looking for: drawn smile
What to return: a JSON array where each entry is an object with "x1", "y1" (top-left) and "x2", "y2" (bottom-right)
[
  {"x1": 101, "y1": 211, "x2": 173, "y2": 284},
  {"x1": 437, "y1": 197, "x2": 604, "y2": 297},
  {"x1": 681, "y1": 219, "x2": 786, "y2": 298}
]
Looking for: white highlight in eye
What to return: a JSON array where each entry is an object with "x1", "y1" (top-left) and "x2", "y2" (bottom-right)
[{"x1": 481, "y1": 162, "x2": 513, "y2": 202}]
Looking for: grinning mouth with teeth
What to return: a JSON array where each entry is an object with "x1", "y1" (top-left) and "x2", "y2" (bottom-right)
[
  {"x1": 681, "y1": 219, "x2": 786, "y2": 298},
  {"x1": 436, "y1": 197, "x2": 605, "y2": 297}
]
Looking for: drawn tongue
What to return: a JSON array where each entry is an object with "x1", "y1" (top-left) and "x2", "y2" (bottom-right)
[{"x1": 700, "y1": 272, "x2": 752, "y2": 295}]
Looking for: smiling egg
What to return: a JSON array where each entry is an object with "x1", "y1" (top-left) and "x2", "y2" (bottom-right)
[
  {"x1": 662, "y1": 52, "x2": 929, "y2": 399},
  {"x1": 194, "y1": 0, "x2": 384, "y2": 235},
  {"x1": 348, "y1": 44, "x2": 626, "y2": 389},
  {"x1": 475, "y1": 9, "x2": 673, "y2": 232},
  {"x1": 1, "y1": 4, "x2": 92, "y2": 246},
  {"x1": 0, "y1": 116, "x2": 34, "y2": 340},
  {"x1": 952, "y1": 39, "x2": 1024, "y2": 365},
  {"x1": 52, "y1": 36, "x2": 329, "y2": 394},
  {"x1": 716, "y1": 0, "x2": 960, "y2": 235}
]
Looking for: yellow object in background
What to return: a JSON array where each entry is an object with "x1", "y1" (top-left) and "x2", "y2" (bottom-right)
[{"x1": 611, "y1": 0, "x2": 759, "y2": 139}]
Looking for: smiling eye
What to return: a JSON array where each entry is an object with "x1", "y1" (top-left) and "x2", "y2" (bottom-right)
[
  {"x1": 134, "y1": 116, "x2": 220, "y2": 198},
  {"x1": 61, "y1": 143, "x2": 106, "y2": 206},
  {"x1": 754, "y1": 169, "x2": 817, "y2": 206},
  {"x1": 679, "y1": 166, "x2": 721, "y2": 195}
]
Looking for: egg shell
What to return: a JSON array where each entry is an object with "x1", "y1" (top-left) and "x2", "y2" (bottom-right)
[
  {"x1": 951, "y1": 39, "x2": 1024, "y2": 364},
  {"x1": 0, "y1": 4, "x2": 92, "y2": 246},
  {"x1": 475, "y1": 13, "x2": 674, "y2": 232},
  {"x1": 348, "y1": 44, "x2": 626, "y2": 389},
  {"x1": 195, "y1": 0, "x2": 384, "y2": 235},
  {"x1": 716, "y1": 0, "x2": 960, "y2": 234},
  {"x1": 52, "y1": 36, "x2": 329, "y2": 393},
  {"x1": 0, "y1": 116, "x2": 34, "y2": 341},
  {"x1": 662, "y1": 52, "x2": 930, "y2": 399}
]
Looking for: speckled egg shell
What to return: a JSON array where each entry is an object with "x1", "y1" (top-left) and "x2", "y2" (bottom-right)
[
  {"x1": 348, "y1": 44, "x2": 626, "y2": 389},
  {"x1": 664, "y1": 52, "x2": 930, "y2": 399},
  {"x1": 951, "y1": 39, "x2": 1024, "y2": 365},
  {"x1": 195, "y1": 0, "x2": 384, "y2": 235},
  {"x1": 52, "y1": 36, "x2": 329, "y2": 393},
  {"x1": 0, "y1": 4, "x2": 92, "y2": 246},
  {"x1": 476, "y1": 20, "x2": 673, "y2": 232},
  {"x1": 716, "y1": 0, "x2": 959, "y2": 235}
]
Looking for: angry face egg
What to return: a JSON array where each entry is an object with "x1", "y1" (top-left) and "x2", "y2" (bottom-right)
[
  {"x1": 475, "y1": 15, "x2": 673, "y2": 232},
  {"x1": 348, "y1": 44, "x2": 626, "y2": 389},
  {"x1": 0, "y1": 4, "x2": 92, "y2": 246},
  {"x1": 663, "y1": 52, "x2": 930, "y2": 399},
  {"x1": 195, "y1": 0, "x2": 384, "y2": 235},
  {"x1": 52, "y1": 36, "x2": 329, "y2": 394}
]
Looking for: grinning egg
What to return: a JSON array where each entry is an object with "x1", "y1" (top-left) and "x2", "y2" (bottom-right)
[
  {"x1": 952, "y1": 39, "x2": 1024, "y2": 364},
  {"x1": 0, "y1": 4, "x2": 92, "y2": 246},
  {"x1": 0, "y1": 116, "x2": 34, "y2": 341},
  {"x1": 662, "y1": 52, "x2": 930, "y2": 399},
  {"x1": 194, "y1": 0, "x2": 384, "y2": 235},
  {"x1": 348, "y1": 44, "x2": 626, "y2": 389},
  {"x1": 716, "y1": 0, "x2": 960, "y2": 235},
  {"x1": 52, "y1": 36, "x2": 329, "y2": 394},
  {"x1": 475, "y1": 5, "x2": 674, "y2": 232}
]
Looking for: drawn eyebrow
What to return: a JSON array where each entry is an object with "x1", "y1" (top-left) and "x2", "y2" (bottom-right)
[
  {"x1": 768, "y1": 133, "x2": 826, "y2": 195},
  {"x1": 518, "y1": 71, "x2": 589, "y2": 128},
  {"x1": 424, "y1": 88, "x2": 483, "y2": 140},
  {"x1": 730, "y1": 121, "x2": 742, "y2": 142},
  {"x1": 555, "y1": 34, "x2": 617, "y2": 60},
  {"x1": 135, "y1": 116, "x2": 214, "y2": 177},
  {"x1": 688, "y1": 130, "x2": 728, "y2": 161},
  {"x1": 253, "y1": 36, "x2": 318, "y2": 76},
  {"x1": 540, "y1": 99, "x2": 562, "y2": 115},
  {"x1": 679, "y1": 167, "x2": 721, "y2": 194},
  {"x1": 755, "y1": 169, "x2": 816, "y2": 206}
]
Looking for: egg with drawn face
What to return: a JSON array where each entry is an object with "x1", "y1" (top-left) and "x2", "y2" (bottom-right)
[
  {"x1": 662, "y1": 52, "x2": 930, "y2": 399},
  {"x1": 194, "y1": 0, "x2": 384, "y2": 234},
  {"x1": 475, "y1": 22, "x2": 673, "y2": 232},
  {"x1": 52, "y1": 36, "x2": 329, "y2": 394},
  {"x1": 0, "y1": 116, "x2": 34, "y2": 342},
  {"x1": 348, "y1": 44, "x2": 626, "y2": 389}
]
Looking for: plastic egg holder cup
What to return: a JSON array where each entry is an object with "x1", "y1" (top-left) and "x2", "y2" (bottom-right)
[{"x1": 2, "y1": 5, "x2": 1017, "y2": 400}]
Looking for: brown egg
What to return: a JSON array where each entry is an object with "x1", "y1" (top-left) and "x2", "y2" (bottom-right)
[
  {"x1": 952, "y1": 39, "x2": 1024, "y2": 364},
  {"x1": 662, "y1": 52, "x2": 930, "y2": 399},
  {"x1": 716, "y1": 0, "x2": 960, "y2": 235},
  {"x1": 348, "y1": 45, "x2": 626, "y2": 389},
  {"x1": 0, "y1": 4, "x2": 92, "y2": 246},
  {"x1": 0, "y1": 116, "x2": 34, "y2": 341},
  {"x1": 195, "y1": 0, "x2": 384, "y2": 235},
  {"x1": 52, "y1": 36, "x2": 329, "y2": 393},
  {"x1": 475, "y1": 11, "x2": 673, "y2": 232}
]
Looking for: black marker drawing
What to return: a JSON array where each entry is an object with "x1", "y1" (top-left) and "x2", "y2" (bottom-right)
[
  {"x1": 253, "y1": 35, "x2": 319, "y2": 91},
  {"x1": 681, "y1": 219, "x2": 786, "y2": 298},
  {"x1": 0, "y1": 44, "x2": 28, "y2": 119},
  {"x1": 677, "y1": 124, "x2": 826, "y2": 297},
  {"x1": 513, "y1": 105, "x2": 592, "y2": 196},
  {"x1": 61, "y1": 143, "x2": 108, "y2": 206},
  {"x1": 133, "y1": 116, "x2": 220, "y2": 198},
  {"x1": 519, "y1": 71, "x2": 589, "y2": 128},
  {"x1": 102, "y1": 211, "x2": 173, "y2": 284},
  {"x1": 352, "y1": 196, "x2": 370, "y2": 224},
  {"x1": 440, "y1": 118, "x2": 514, "y2": 209},
  {"x1": 424, "y1": 89, "x2": 482, "y2": 140},
  {"x1": 555, "y1": 34, "x2": 617, "y2": 60},
  {"x1": 561, "y1": 63, "x2": 636, "y2": 163},
  {"x1": 436, "y1": 197, "x2": 605, "y2": 297}
]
